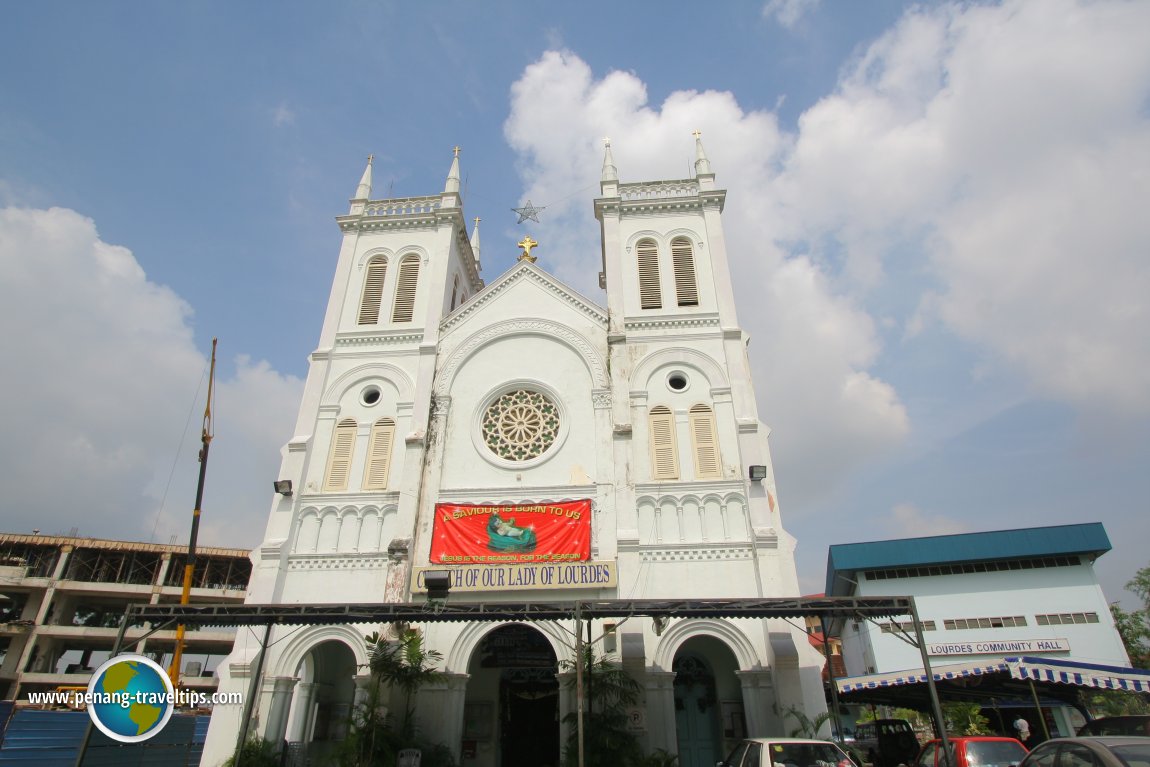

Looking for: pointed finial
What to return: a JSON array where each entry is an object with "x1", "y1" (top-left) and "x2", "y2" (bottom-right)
[
  {"x1": 517, "y1": 235, "x2": 539, "y2": 263},
  {"x1": 693, "y1": 130, "x2": 712, "y2": 176},
  {"x1": 354, "y1": 154, "x2": 373, "y2": 200},
  {"x1": 444, "y1": 146, "x2": 461, "y2": 194},
  {"x1": 601, "y1": 137, "x2": 618, "y2": 183},
  {"x1": 470, "y1": 216, "x2": 482, "y2": 261}
]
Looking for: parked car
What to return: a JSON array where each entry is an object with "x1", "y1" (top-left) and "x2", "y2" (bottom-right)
[
  {"x1": 1017, "y1": 737, "x2": 1150, "y2": 767},
  {"x1": 854, "y1": 720, "x2": 922, "y2": 767},
  {"x1": 719, "y1": 738, "x2": 859, "y2": 767},
  {"x1": 913, "y1": 737, "x2": 1028, "y2": 767},
  {"x1": 1077, "y1": 715, "x2": 1150, "y2": 737}
]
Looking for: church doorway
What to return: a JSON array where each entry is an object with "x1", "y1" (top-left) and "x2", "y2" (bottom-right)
[
  {"x1": 465, "y1": 624, "x2": 560, "y2": 767},
  {"x1": 673, "y1": 636, "x2": 742, "y2": 767},
  {"x1": 284, "y1": 639, "x2": 357, "y2": 765}
]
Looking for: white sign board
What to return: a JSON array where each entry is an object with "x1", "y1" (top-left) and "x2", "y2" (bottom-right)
[
  {"x1": 927, "y1": 638, "x2": 1070, "y2": 656},
  {"x1": 412, "y1": 560, "x2": 617, "y2": 593}
]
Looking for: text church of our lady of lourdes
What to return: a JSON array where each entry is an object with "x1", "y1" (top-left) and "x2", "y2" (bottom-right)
[{"x1": 201, "y1": 138, "x2": 828, "y2": 767}]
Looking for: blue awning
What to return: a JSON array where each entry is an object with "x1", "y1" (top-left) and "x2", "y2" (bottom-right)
[
  {"x1": 837, "y1": 659, "x2": 1010, "y2": 693},
  {"x1": 837, "y1": 656, "x2": 1150, "y2": 695},
  {"x1": 1005, "y1": 656, "x2": 1150, "y2": 692}
]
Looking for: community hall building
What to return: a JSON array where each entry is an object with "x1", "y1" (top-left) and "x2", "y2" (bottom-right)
[
  {"x1": 827, "y1": 523, "x2": 1132, "y2": 737},
  {"x1": 200, "y1": 140, "x2": 827, "y2": 766}
]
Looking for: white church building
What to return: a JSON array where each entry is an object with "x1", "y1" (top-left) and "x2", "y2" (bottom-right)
[{"x1": 200, "y1": 139, "x2": 827, "y2": 767}]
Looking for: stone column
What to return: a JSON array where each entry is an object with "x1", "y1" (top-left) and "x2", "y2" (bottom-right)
[
  {"x1": 417, "y1": 672, "x2": 469, "y2": 762},
  {"x1": 736, "y1": 669, "x2": 777, "y2": 737},
  {"x1": 263, "y1": 676, "x2": 299, "y2": 748},
  {"x1": 288, "y1": 681, "x2": 319, "y2": 743},
  {"x1": 557, "y1": 670, "x2": 577, "y2": 749},
  {"x1": 645, "y1": 670, "x2": 678, "y2": 754}
]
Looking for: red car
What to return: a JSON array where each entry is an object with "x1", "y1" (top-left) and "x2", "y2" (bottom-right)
[{"x1": 914, "y1": 737, "x2": 1029, "y2": 767}]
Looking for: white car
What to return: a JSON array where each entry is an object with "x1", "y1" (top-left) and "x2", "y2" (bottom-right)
[{"x1": 720, "y1": 738, "x2": 860, "y2": 767}]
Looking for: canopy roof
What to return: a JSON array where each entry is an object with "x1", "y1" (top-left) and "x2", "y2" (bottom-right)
[
  {"x1": 835, "y1": 655, "x2": 1150, "y2": 709},
  {"x1": 124, "y1": 595, "x2": 912, "y2": 628}
]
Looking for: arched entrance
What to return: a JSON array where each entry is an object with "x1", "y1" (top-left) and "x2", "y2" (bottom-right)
[
  {"x1": 284, "y1": 639, "x2": 357, "y2": 765},
  {"x1": 674, "y1": 636, "x2": 742, "y2": 767},
  {"x1": 464, "y1": 624, "x2": 560, "y2": 767}
]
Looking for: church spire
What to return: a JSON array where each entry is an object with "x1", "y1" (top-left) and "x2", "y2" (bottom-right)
[
  {"x1": 444, "y1": 146, "x2": 462, "y2": 194},
  {"x1": 354, "y1": 154, "x2": 373, "y2": 200},
  {"x1": 600, "y1": 137, "x2": 619, "y2": 197},
  {"x1": 601, "y1": 137, "x2": 618, "y2": 183},
  {"x1": 470, "y1": 216, "x2": 482, "y2": 267},
  {"x1": 692, "y1": 130, "x2": 712, "y2": 176}
]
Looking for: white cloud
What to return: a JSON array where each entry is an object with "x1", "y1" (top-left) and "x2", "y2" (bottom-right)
[
  {"x1": 503, "y1": 51, "x2": 911, "y2": 510},
  {"x1": 762, "y1": 0, "x2": 820, "y2": 30},
  {"x1": 777, "y1": 0, "x2": 1150, "y2": 413},
  {"x1": 272, "y1": 103, "x2": 296, "y2": 127},
  {"x1": 0, "y1": 206, "x2": 301, "y2": 548},
  {"x1": 886, "y1": 503, "x2": 967, "y2": 538}
]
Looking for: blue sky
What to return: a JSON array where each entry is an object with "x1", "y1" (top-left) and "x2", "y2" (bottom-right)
[{"x1": 2, "y1": 0, "x2": 1148, "y2": 612}]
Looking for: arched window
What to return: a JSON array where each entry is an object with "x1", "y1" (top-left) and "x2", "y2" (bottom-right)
[
  {"x1": 358, "y1": 257, "x2": 388, "y2": 324},
  {"x1": 637, "y1": 239, "x2": 662, "y2": 309},
  {"x1": 450, "y1": 276, "x2": 460, "y2": 311},
  {"x1": 392, "y1": 254, "x2": 420, "y2": 322},
  {"x1": 323, "y1": 418, "x2": 357, "y2": 492},
  {"x1": 362, "y1": 418, "x2": 396, "y2": 490},
  {"x1": 689, "y1": 404, "x2": 721, "y2": 479},
  {"x1": 671, "y1": 237, "x2": 698, "y2": 307},
  {"x1": 649, "y1": 405, "x2": 679, "y2": 480}
]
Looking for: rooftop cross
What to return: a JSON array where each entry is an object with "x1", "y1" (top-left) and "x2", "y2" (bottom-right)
[{"x1": 517, "y1": 235, "x2": 539, "y2": 263}]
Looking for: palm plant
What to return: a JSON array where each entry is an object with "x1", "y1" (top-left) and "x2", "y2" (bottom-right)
[
  {"x1": 559, "y1": 647, "x2": 644, "y2": 767},
  {"x1": 367, "y1": 629, "x2": 445, "y2": 739}
]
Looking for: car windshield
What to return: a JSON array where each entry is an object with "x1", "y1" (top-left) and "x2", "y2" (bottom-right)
[
  {"x1": 963, "y1": 741, "x2": 1028, "y2": 767},
  {"x1": 769, "y1": 743, "x2": 849, "y2": 767},
  {"x1": 1111, "y1": 744, "x2": 1150, "y2": 767}
]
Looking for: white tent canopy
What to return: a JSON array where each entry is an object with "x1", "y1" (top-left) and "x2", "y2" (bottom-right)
[{"x1": 837, "y1": 655, "x2": 1150, "y2": 695}]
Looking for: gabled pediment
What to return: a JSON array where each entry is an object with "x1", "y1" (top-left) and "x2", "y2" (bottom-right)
[{"x1": 439, "y1": 260, "x2": 607, "y2": 335}]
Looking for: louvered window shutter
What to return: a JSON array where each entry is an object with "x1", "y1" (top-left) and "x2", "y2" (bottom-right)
[
  {"x1": 637, "y1": 239, "x2": 662, "y2": 309},
  {"x1": 672, "y1": 237, "x2": 699, "y2": 307},
  {"x1": 392, "y1": 255, "x2": 420, "y2": 322},
  {"x1": 358, "y1": 258, "x2": 387, "y2": 324},
  {"x1": 649, "y1": 406, "x2": 679, "y2": 480},
  {"x1": 363, "y1": 418, "x2": 395, "y2": 490},
  {"x1": 323, "y1": 419, "x2": 357, "y2": 492},
  {"x1": 689, "y1": 404, "x2": 721, "y2": 479}
]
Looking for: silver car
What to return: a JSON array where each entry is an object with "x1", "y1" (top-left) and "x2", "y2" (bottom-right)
[
  {"x1": 1016, "y1": 737, "x2": 1150, "y2": 767},
  {"x1": 720, "y1": 738, "x2": 860, "y2": 767}
]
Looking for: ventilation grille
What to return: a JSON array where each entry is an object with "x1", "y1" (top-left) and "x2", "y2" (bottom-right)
[
  {"x1": 392, "y1": 255, "x2": 420, "y2": 322},
  {"x1": 649, "y1": 406, "x2": 678, "y2": 480},
  {"x1": 363, "y1": 418, "x2": 395, "y2": 490},
  {"x1": 637, "y1": 239, "x2": 662, "y2": 309},
  {"x1": 324, "y1": 418, "x2": 357, "y2": 491},
  {"x1": 689, "y1": 404, "x2": 721, "y2": 479},
  {"x1": 358, "y1": 258, "x2": 387, "y2": 324},
  {"x1": 672, "y1": 237, "x2": 698, "y2": 306}
]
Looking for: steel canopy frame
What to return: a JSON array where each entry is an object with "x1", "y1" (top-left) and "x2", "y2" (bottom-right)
[
  {"x1": 122, "y1": 595, "x2": 914, "y2": 627},
  {"x1": 98, "y1": 596, "x2": 952, "y2": 767}
]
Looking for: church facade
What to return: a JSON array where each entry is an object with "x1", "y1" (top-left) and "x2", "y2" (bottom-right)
[{"x1": 201, "y1": 140, "x2": 827, "y2": 767}]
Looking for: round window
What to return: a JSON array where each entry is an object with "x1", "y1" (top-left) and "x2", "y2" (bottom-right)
[
  {"x1": 667, "y1": 373, "x2": 689, "y2": 392},
  {"x1": 481, "y1": 389, "x2": 561, "y2": 462},
  {"x1": 361, "y1": 386, "x2": 381, "y2": 406}
]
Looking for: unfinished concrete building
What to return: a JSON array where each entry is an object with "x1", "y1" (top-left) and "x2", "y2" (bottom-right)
[{"x1": 0, "y1": 533, "x2": 251, "y2": 700}]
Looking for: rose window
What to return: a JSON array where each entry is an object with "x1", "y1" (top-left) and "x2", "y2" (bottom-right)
[{"x1": 481, "y1": 389, "x2": 560, "y2": 461}]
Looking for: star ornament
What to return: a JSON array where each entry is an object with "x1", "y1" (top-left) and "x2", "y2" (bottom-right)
[{"x1": 512, "y1": 200, "x2": 545, "y2": 224}]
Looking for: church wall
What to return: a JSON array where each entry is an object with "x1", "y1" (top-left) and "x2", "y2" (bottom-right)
[{"x1": 437, "y1": 335, "x2": 598, "y2": 491}]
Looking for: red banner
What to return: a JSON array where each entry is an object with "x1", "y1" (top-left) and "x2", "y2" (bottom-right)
[{"x1": 430, "y1": 500, "x2": 591, "y2": 564}]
